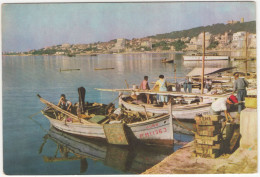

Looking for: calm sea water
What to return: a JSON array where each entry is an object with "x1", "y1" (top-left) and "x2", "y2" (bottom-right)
[{"x1": 2, "y1": 53, "x2": 252, "y2": 175}]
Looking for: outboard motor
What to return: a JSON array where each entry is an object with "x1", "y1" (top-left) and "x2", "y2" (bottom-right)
[{"x1": 78, "y1": 87, "x2": 86, "y2": 114}]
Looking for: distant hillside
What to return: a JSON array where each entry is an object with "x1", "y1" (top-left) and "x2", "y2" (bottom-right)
[{"x1": 150, "y1": 21, "x2": 256, "y2": 39}]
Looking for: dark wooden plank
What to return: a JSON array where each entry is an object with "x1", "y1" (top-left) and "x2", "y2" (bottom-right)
[
  {"x1": 195, "y1": 133, "x2": 220, "y2": 141},
  {"x1": 195, "y1": 139, "x2": 219, "y2": 145},
  {"x1": 229, "y1": 127, "x2": 240, "y2": 152},
  {"x1": 195, "y1": 147, "x2": 220, "y2": 155},
  {"x1": 195, "y1": 143, "x2": 221, "y2": 150},
  {"x1": 103, "y1": 123, "x2": 129, "y2": 145},
  {"x1": 195, "y1": 115, "x2": 223, "y2": 121},
  {"x1": 195, "y1": 124, "x2": 221, "y2": 136}
]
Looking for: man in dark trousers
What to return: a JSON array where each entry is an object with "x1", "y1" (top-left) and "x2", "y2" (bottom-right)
[{"x1": 232, "y1": 72, "x2": 249, "y2": 114}]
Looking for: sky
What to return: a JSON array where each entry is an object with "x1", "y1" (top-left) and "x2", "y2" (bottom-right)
[{"x1": 1, "y1": 1, "x2": 256, "y2": 52}]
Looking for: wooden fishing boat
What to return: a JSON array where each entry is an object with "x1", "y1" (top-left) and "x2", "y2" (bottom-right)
[
  {"x1": 41, "y1": 127, "x2": 174, "y2": 174},
  {"x1": 183, "y1": 53, "x2": 229, "y2": 61},
  {"x1": 37, "y1": 94, "x2": 174, "y2": 145},
  {"x1": 67, "y1": 53, "x2": 76, "y2": 57},
  {"x1": 94, "y1": 67, "x2": 115, "y2": 70},
  {"x1": 161, "y1": 58, "x2": 174, "y2": 63},
  {"x1": 119, "y1": 95, "x2": 212, "y2": 120}
]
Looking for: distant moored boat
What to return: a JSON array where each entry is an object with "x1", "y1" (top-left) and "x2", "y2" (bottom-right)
[{"x1": 183, "y1": 53, "x2": 229, "y2": 61}]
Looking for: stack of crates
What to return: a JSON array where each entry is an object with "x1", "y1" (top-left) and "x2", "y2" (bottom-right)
[{"x1": 193, "y1": 115, "x2": 223, "y2": 158}]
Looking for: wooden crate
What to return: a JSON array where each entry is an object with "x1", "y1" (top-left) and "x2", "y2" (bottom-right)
[
  {"x1": 195, "y1": 124, "x2": 221, "y2": 137},
  {"x1": 195, "y1": 133, "x2": 220, "y2": 141},
  {"x1": 195, "y1": 115, "x2": 223, "y2": 126},
  {"x1": 193, "y1": 115, "x2": 225, "y2": 158},
  {"x1": 195, "y1": 139, "x2": 220, "y2": 146}
]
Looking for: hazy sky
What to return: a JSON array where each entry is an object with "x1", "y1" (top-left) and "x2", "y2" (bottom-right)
[{"x1": 2, "y1": 1, "x2": 256, "y2": 52}]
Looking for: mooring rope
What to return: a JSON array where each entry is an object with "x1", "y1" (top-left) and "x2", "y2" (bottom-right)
[{"x1": 171, "y1": 114, "x2": 196, "y2": 134}]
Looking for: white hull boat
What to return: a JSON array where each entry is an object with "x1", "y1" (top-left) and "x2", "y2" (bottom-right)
[
  {"x1": 183, "y1": 55, "x2": 229, "y2": 61},
  {"x1": 38, "y1": 95, "x2": 174, "y2": 145},
  {"x1": 119, "y1": 95, "x2": 211, "y2": 120}
]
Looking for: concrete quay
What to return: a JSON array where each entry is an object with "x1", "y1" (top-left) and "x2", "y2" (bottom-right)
[{"x1": 142, "y1": 108, "x2": 258, "y2": 174}]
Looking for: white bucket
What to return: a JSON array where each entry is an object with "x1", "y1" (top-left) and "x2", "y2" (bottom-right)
[{"x1": 132, "y1": 84, "x2": 138, "y2": 89}]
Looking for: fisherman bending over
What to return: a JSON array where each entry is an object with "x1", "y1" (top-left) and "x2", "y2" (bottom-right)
[
  {"x1": 58, "y1": 94, "x2": 72, "y2": 112},
  {"x1": 209, "y1": 95, "x2": 238, "y2": 122}
]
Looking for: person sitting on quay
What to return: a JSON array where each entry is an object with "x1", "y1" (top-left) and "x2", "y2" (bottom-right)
[
  {"x1": 152, "y1": 75, "x2": 168, "y2": 105},
  {"x1": 232, "y1": 72, "x2": 249, "y2": 115},
  {"x1": 57, "y1": 94, "x2": 72, "y2": 112},
  {"x1": 209, "y1": 95, "x2": 238, "y2": 123}
]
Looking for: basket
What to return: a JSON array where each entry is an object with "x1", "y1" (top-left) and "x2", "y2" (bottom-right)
[{"x1": 245, "y1": 97, "x2": 257, "y2": 109}]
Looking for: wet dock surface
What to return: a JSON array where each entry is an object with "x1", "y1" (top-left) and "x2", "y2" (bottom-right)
[{"x1": 142, "y1": 141, "x2": 257, "y2": 174}]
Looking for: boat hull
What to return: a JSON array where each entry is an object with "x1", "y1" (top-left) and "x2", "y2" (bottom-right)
[
  {"x1": 48, "y1": 117, "x2": 106, "y2": 138},
  {"x1": 183, "y1": 55, "x2": 229, "y2": 61},
  {"x1": 119, "y1": 97, "x2": 211, "y2": 120},
  {"x1": 42, "y1": 113, "x2": 173, "y2": 145}
]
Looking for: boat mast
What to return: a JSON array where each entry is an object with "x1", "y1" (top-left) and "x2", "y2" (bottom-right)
[
  {"x1": 174, "y1": 63, "x2": 177, "y2": 83},
  {"x1": 245, "y1": 32, "x2": 248, "y2": 76},
  {"x1": 168, "y1": 101, "x2": 174, "y2": 142},
  {"x1": 201, "y1": 31, "x2": 205, "y2": 94}
]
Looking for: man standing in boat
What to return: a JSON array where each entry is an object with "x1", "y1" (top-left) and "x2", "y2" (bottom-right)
[
  {"x1": 210, "y1": 95, "x2": 238, "y2": 122},
  {"x1": 139, "y1": 76, "x2": 150, "y2": 104},
  {"x1": 232, "y1": 72, "x2": 249, "y2": 114},
  {"x1": 57, "y1": 94, "x2": 72, "y2": 112},
  {"x1": 183, "y1": 76, "x2": 192, "y2": 93},
  {"x1": 152, "y1": 75, "x2": 168, "y2": 105}
]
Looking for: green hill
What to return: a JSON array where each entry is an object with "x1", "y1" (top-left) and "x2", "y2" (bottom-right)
[{"x1": 150, "y1": 21, "x2": 256, "y2": 39}]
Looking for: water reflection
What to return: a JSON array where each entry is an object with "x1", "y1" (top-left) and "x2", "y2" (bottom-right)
[{"x1": 40, "y1": 127, "x2": 175, "y2": 174}]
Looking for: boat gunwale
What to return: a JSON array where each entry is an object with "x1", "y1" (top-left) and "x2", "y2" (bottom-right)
[
  {"x1": 120, "y1": 96, "x2": 211, "y2": 111},
  {"x1": 41, "y1": 110, "x2": 170, "y2": 127}
]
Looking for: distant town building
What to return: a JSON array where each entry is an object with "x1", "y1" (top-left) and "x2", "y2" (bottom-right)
[
  {"x1": 227, "y1": 18, "x2": 244, "y2": 24},
  {"x1": 141, "y1": 41, "x2": 152, "y2": 49},
  {"x1": 197, "y1": 32, "x2": 212, "y2": 48},
  {"x1": 248, "y1": 34, "x2": 256, "y2": 48},
  {"x1": 73, "y1": 44, "x2": 89, "y2": 50},
  {"x1": 111, "y1": 38, "x2": 126, "y2": 52},
  {"x1": 232, "y1": 31, "x2": 247, "y2": 49},
  {"x1": 181, "y1": 37, "x2": 190, "y2": 42},
  {"x1": 186, "y1": 44, "x2": 201, "y2": 51},
  {"x1": 219, "y1": 31, "x2": 233, "y2": 47},
  {"x1": 227, "y1": 20, "x2": 240, "y2": 24},
  {"x1": 55, "y1": 51, "x2": 65, "y2": 55},
  {"x1": 189, "y1": 37, "x2": 197, "y2": 45},
  {"x1": 61, "y1": 43, "x2": 71, "y2": 48}
]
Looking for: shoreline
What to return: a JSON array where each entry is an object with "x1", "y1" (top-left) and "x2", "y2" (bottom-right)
[{"x1": 2, "y1": 48, "x2": 256, "y2": 57}]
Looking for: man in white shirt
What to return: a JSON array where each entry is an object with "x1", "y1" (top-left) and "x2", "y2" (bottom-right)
[{"x1": 210, "y1": 96, "x2": 238, "y2": 122}]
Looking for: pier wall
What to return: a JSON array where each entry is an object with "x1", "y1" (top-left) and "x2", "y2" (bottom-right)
[
  {"x1": 240, "y1": 108, "x2": 257, "y2": 149},
  {"x1": 143, "y1": 108, "x2": 258, "y2": 174}
]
